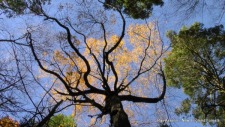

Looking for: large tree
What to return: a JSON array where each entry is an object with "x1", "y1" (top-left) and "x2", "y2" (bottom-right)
[
  {"x1": 0, "y1": 1, "x2": 167, "y2": 126},
  {"x1": 165, "y1": 23, "x2": 225, "y2": 126}
]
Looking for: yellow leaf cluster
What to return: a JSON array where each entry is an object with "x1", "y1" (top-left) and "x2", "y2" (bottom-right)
[{"x1": 0, "y1": 117, "x2": 19, "y2": 127}]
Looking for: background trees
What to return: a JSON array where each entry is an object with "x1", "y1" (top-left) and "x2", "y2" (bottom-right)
[
  {"x1": 0, "y1": 0, "x2": 50, "y2": 17},
  {"x1": 0, "y1": 116, "x2": 19, "y2": 127},
  {"x1": 46, "y1": 114, "x2": 76, "y2": 127},
  {"x1": 165, "y1": 23, "x2": 225, "y2": 126},
  {"x1": 103, "y1": 0, "x2": 164, "y2": 19}
]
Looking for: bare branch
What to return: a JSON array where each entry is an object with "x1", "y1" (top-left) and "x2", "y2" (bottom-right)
[{"x1": 119, "y1": 66, "x2": 166, "y2": 103}]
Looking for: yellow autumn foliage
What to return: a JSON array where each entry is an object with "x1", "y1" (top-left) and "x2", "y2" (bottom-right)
[
  {"x1": 0, "y1": 117, "x2": 19, "y2": 127},
  {"x1": 45, "y1": 22, "x2": 164, "y2": 122}
]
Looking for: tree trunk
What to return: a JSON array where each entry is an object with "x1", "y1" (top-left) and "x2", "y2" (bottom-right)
[{"x1": 105, "y1": 95, "x2": 131, "y2": 127}]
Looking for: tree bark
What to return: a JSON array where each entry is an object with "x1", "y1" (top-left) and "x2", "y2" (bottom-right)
[{"x1": 105, "y1": 95, "x2": 131, "y2": 127}]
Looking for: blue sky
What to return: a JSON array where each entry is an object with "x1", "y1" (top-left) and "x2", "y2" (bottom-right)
[{"x1": 0, "y1": 0, "x2": 224, "y2": 127}]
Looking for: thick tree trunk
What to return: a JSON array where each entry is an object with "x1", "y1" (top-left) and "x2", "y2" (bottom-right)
[{"x1": 105, "y1": 95, "x2": 131, "y2": 127}]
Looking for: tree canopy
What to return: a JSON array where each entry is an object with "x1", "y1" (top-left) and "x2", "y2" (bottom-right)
[
  {"x1": 165, "y1": 22, "x2": 225, "y2": 126},
  {"x1": 0, "y1": 0, "x2": 50, "y2": 17},
  {"x1": 104, "y1": 0, "x2": 163, "y2": 19},
  {"x1": 0, "y1": 0, "x2": 163, "y2": 19}
]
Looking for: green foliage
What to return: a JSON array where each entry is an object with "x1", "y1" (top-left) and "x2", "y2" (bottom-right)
[
  {"x1": 0, "y1": 0, "x2": 26, "y2": 15},
  {"x1": 1, "y1": 0, "x2": 163, "y2": 19},
  {"x1": 47, "y1": 114, "x2": 76, "y2": 127},
  {"x1": 104, "y1": 0, "x2": 163, "y2": 19},
  {"x1": 175, "y1": 98, "x2": 191, "y2": 116},
  {"x1": 0, "y1": 0, "x2": 50, "y2": 17},
  {"x1": 165, "y1": 22, "x2": 225, "y2": 126}
]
